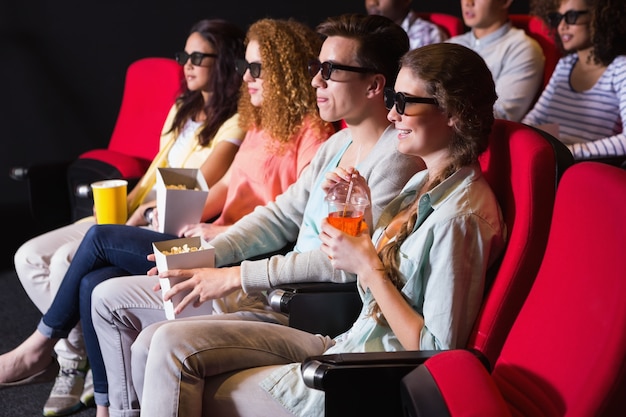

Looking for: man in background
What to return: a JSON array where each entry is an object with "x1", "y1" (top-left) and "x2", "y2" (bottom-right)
[
  {"x1": 448, "y1": 0, "x2": 544, "y2": 121},
  {"x1": 365, "y1": 0, "x2": 448, "y2": 49}
]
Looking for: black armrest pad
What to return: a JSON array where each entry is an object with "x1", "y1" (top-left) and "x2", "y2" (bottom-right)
[
  {"x1": 12, "y1": 160, "x2": 73, "y2": 227},
  {"x1": 10, "y1": 160, "x2": 72, "y2": 181},
  {"x1": 301, "y1": 349, "x2": 490, "y2": 390},
  {"x1": 268, "y1": 282, "x2": 361, "y2": 338},
  {"x1": 277, "y1": 281, "x2": 358, "y2": 293},
  {"x1": 301, "y1": 351, "x2": 442, "y2": 417},
  {"x1": 304, "y1": 350, "x2": 440, "y2": 366},
  {"x1": 301, "y1": 349, "x2": 490, "y2": 417}
]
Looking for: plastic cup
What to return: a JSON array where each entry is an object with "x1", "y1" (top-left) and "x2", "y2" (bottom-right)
[
  {"x1": 325, "y1": 182, "x2": 369, "y2": 236},
  {"x1": 91, "y1": 179, "x2": 128, "y2": 224}
]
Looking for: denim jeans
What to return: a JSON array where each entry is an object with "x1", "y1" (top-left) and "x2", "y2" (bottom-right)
[{"x1": 37, "y1": 224, "x2": 177, "y2": 404}]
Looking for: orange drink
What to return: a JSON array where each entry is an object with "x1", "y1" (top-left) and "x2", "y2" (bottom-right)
[
  {"x1": 327, "y1": 210, "x2": 364, "y2": 236},
  {"x1": 325, "y1": 180, "x2": 369, "y2": 237}
]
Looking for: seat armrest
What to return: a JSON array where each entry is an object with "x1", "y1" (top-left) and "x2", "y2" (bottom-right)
[
  {"x1": 301, "y1": 350, "x2": 441, "y2": 390},
  {"x1": 9, "y1": 166, "x2": 30, "y2": 181},
  {"x1": 301, "y1": 351, "x2": 439, "y2": 417},
  {"x1": 9, "y1": 160, "x2": 72, "y2": 182},
  {"x1": 269, "y1": 282, "x2": 360, "y2": 313},
  {"x1": 274, "y1": 281, "x2": 360, "y2": 294},
  {"x1": 9, "y1": 161, "x2": 73, "y2": 227},
  {"x1": 269, "y1": 282, "x2": 362, "y2": 338},
  {"x1": 301, "y1": 349, "x2": 489, "y2": 417}
]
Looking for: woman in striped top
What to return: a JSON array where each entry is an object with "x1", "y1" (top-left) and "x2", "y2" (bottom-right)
[{"x1": 523, "y1": 0, "x2": 626, "y2": 160}]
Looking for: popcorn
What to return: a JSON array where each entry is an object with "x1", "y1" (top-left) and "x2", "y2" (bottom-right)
[
  {"x1": 161, "y1": 244, "x2": 206, "y2": 255},
  {"x1": 165, "y1": 184, "x2": 200, "y2": 190}
]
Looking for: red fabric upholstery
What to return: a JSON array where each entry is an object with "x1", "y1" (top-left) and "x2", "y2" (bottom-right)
[
  {"x1": 417, "y1": 162, "x2": 626, "y2": 417},
  {"x1": 79, "y1": 57, "x2": 182, "y2": 174},
  {"x1": 424, "y1": 350, "x2": 512, "y2": 417},
  {"x1": 470, "y1": 120, "x2": 569, "y2": 367},
  {"x1": 417, "y1": 12, "x2": 465, "y2": 38},
  {"x1": 78, "y1": 149, "x2": 150, "y2": 179},
  {"x1": 510, "y1": 14, "x2": 561, "y2": 89},
  {"x1": 493, "y1": 162, "x2": 626, "y2": 416}
]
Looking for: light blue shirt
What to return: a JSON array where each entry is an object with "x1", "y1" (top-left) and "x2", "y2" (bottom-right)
[
  {"x1": 260, "y1": 163, "x2": 507, "y2": 416},
  {"x1": 447, "y1": 22, "x2": 544, "y2": 121},
  {"x1": 293, "y1": 139, "x2": 352, "y2": 253}
]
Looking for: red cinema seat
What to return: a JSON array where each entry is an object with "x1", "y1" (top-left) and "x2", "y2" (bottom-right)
[{"x1": 402, "y1": 162, "x2": 626, "y2": 417}]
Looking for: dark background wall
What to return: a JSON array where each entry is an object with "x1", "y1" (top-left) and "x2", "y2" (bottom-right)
[{"x1": 0, "y1": 0, "x2": 529, "y2": 267}]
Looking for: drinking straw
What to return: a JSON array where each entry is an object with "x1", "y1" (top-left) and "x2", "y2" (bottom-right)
[{"x1": 342, "y1": 143, "x2": 362, "y2": 216}]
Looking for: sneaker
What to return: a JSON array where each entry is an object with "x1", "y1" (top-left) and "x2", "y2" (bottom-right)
[
  {"x1": 80, "y1": 369, "x2": 94, "y2": 407},
  {"x1": 42, "y1": 358, "x2": 87, "y2": 416}
]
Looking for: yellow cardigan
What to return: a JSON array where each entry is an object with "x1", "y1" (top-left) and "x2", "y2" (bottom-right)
[{"x1": 127, "y1": 105, "x2": 244, "y2": 214}]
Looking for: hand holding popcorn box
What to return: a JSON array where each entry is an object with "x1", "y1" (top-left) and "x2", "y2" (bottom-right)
[
  {"x1": 152, "y1": 236, "x2": 214, "y2": 320},
  {"x1": 156, "y1": 168, "x2": 209, "y2": 235}
]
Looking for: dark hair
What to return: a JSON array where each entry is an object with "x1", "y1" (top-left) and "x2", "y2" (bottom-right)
[
  {"x1": 168, "y1": 19, "x2": 245, "y2": 146},
  {"x1": 531, "y1": 0, "x2": 626, "y2": 65},
  {"x1": 589, "y1": 0, "x2": 626, "y2": 64},
  {"x1": 316, "y1": 13, "x2": 410, "y2": 88},
  {"x1": 374, "y1": 43, "x2": 497, "y2": 323}
]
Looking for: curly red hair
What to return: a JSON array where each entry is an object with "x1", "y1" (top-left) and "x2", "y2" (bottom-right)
[{"x1": 237, "y1": 19, "x2": 334, "y2": 148}]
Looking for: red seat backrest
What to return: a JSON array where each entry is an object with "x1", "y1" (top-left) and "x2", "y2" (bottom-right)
[
  {"x1": 470, "y1": 120, "x2": 572, "y2": 366},
  {"x1": 491, "y1": 162, "x2": 626, "y2": 415},
  {"x1": 106, "y1": 57, "x2": 182, "y2": 161},
  {"x1": 416, "y1": 12, "x2": 465, "y2": 38},
  {"x1": 510, "y1": 14, "x2": 561, "y2": 89}
]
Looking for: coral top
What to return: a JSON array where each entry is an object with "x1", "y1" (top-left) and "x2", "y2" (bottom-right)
[{"x1": 213, "y1": 118, "x2": 330, "y2": 225}]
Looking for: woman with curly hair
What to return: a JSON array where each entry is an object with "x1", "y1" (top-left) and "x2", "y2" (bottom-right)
[
  {"x1": 0, "y1": 18, "x2": 333, "y2": 417},
  {"x1": 523, "y1": 0, "x2": 626, "y2": 160}
]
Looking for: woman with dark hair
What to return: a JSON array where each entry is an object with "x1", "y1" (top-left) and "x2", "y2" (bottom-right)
[
  {"x1": 523, "y1": 0, "x2": 626, "y2": 160},
  {"x1": 135, "y1": 41, "x2": 507, "y2": 417},
  {"x1": 8, "y1": 18, "x2": 246, "y2": 417}
]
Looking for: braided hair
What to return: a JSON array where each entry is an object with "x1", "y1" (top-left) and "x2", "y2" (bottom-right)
[{"x1": 371, "y1": 43, "x2": 497, "y2": 322}]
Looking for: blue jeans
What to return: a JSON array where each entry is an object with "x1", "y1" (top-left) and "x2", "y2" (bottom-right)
[{"x1": 37, "y1": 224, "x2": 177, "y2": 404}]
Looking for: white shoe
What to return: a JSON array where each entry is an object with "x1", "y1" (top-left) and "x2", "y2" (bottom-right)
[
  {"x1": 42, "y1": 358, "x2": 87, "y2": 416},
  {"x1": 80, "y1": 368, "x2": 94, "y2": 406}
]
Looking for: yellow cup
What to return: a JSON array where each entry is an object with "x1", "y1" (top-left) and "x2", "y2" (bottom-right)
[{"x1": 91, "y1": 179, "x2": 128, "y2": 224}]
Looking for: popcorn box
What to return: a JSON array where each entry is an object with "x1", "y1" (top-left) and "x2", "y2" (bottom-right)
[
  {"x1": 152, "y1": 236, "x2": 215, "y2": 320},
  {"x1": 156, "y1": 168, "x2": 209, "y2": 235}
]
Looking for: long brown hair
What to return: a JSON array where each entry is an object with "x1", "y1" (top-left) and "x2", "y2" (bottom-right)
[
  {"x1": 372, "y1": 43, "x2": 497, "y2": 322},
  {"x1": 167, "y1": 19, "x2": 245, "y2": 146}
]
